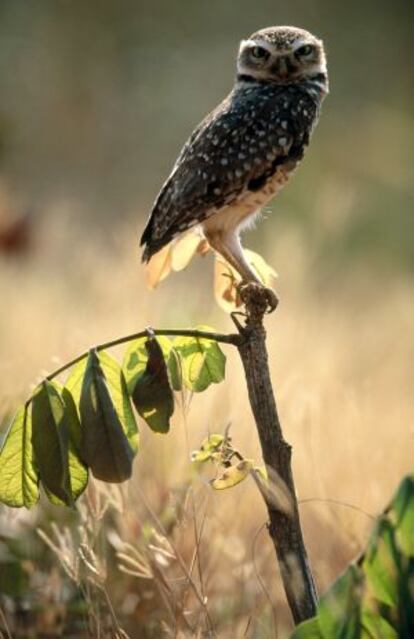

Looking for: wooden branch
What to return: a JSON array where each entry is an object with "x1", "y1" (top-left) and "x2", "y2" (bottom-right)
[{"x1": 236, "y1": 283, "x2": 318, "y2": 624}]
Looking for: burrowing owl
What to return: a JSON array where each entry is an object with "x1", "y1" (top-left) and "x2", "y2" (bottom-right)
[{"x1": 141, "y1": 26, "x2": 328, "y2": 299}]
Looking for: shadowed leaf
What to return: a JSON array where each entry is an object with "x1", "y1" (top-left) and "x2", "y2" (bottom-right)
[
  {"x1": 44, "y1": 384, "x2": 88, "y2": 506},
  {"x1": 131, "y1": 339, "x2": 174, "y2": 433},
  {"x1": 122, "y1": 335, "x2": 179, "y2": 392},
  {"x1": 31, "y1": 380, "x2": 73, "y2": 505},
  {"x1": 79, "y1": 349, "x2": 138, "y2": 483},
  {"x1": 0, "y1": 406, "x2": 39, "y2": 508}
]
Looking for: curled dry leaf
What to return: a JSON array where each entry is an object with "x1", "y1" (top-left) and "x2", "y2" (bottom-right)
[
  {"x1": 144, "y1": 244, "x2": 173, "y2": 290},
  {"x1": 214, "y1": 249, "x2": 277, "y2": 313},
  {"x1": 145, "y1": 230, "x2": 211, "y2": 289},
  {"x1": 211, "y1": 459, "x2": 254, "y2": 490},
  {"x1": 214, "y1": 258, "x2": 242, "y2": 313},
  {"x1": 171, "y1": 231, "x2": 207, "y2": 271},
  {"x1": 144, "y1": 227, "x2": 276, "y2": 315}
]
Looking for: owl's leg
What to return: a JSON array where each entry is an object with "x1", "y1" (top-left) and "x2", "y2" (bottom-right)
[
  {"x1": 204, "y1": 228, "x2": 259, "y2": 282},
  {"x1": 204, "y1": 229, "x2": 278, "y2": 312}
]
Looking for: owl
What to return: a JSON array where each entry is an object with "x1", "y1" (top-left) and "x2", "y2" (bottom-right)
[{"x1": 141, "y1": 26, "x2": 328, "y2": 305}]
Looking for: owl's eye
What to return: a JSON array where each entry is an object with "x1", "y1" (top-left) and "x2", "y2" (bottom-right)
[
  {"x1": 250, "y1": 46, "x2": 270, "y2": 60},
  {"x1": 295, "y1": 44, "x2": 314, "y2": 57}
]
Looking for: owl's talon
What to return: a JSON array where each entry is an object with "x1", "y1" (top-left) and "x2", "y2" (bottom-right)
[
  {"x1": 264, "y1": 288, "x2": 279, "y2": 313},
  {"x1": 237, "y1": 281, "x2": 278, "y2": 315}
]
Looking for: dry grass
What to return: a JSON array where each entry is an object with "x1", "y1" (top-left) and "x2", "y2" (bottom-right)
[{"x1": 0, "y1": 206, "x2": 413, "y2": 638}]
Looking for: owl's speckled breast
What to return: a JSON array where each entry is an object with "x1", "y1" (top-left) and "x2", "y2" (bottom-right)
[{"x1": 202, "y1": 160, "x2": 297, "y2": 236}]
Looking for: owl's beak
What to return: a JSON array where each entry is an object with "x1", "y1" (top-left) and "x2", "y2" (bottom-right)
[{"x1": 273, "y1": 55, "x2": 292, "y2": 80}]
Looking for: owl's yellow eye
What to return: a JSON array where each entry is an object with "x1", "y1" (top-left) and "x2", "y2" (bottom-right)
[
  {"x1": 250, "y1": 46, "x2": 270, "y2": 60},
  {"x1": 295, "y1": 44, "x2": 314, "y2": 57}
]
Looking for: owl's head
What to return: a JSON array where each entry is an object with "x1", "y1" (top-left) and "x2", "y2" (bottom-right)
[{"x1": 237, "y1": 26, "x2": 328, "y2": 92}]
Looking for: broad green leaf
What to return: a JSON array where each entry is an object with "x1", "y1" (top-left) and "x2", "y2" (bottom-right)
[
  {"x1": 99, "y1": 351, "x2": 139, "y2": 452},
  {"x1": 66, "y1": 351, "x2": 139, "y2": 451},
  {"x1": 131, "y1": 339, "x2": 174, "y2": 433},
  {"x1": 361, "y1": 609, "x2": 398, "y2": 639},
  {"x1": 288, "y1": 475, "x2": 414, "y2": 639},
  {"x1": 391, "y1": 474, "x2": 414, "y2": 557},
  {"x1": 363, "y1": 518, "x2": 400, "y2": 608},
  {"x1": 318, "y1": 564, "x2": 363, "y2": 639},
  {"x1": 45, "y1": 384, "x2": 88, "y2": 506},
  {"x1": 0, "y1": 406, "x2": 39, "y2": 508},
  {"x1": 290, "y1": 618, "x2": 323, "y2": 639},
  {"x1": 172, "y1": 328, "x2": 226, "y2": 392},
  {"x1": 191, "y1": 434, "x2": 224, "y2": 463},
  {"x1": 211, "y1": 459, "x2": 253, "y2": 490},
  {"x1": 123, "y1": 335, "x2": 182, "y2": 392},
  {"x1": 167, "y1": 346, "x2": 183, "y2": 392},
  {"x1": 31, "y1": 380, "x2": 73, "y2": 506},
  {"x1": 65, "y1": 356, "x2": 88, "y2": 406},
  {"x1": 79, "y1": 349, "x2": 138, "y2": 483}
]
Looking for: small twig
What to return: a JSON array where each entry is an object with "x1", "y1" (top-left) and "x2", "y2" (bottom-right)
[{"x1": 299, "y1": 497, "x2": 376, "y2": 521}]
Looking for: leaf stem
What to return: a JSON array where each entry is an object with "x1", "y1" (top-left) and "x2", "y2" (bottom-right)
[{"x1": 24, "y1": 327, "x2": 239, "y2": 407}]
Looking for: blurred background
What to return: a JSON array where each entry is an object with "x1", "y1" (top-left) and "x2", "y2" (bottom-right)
[{"x1": 0, "y1": 1, "x2": 413, "y2": 637}]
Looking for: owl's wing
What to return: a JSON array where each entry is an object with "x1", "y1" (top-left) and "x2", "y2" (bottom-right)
[{"x1": 141, "y1": 87, "x2": 314, "y2": 261}]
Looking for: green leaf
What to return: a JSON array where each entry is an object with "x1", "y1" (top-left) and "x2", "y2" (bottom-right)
[
  {"x1": 288, "y1": 475, "x2": 414, "y2": 639},
  {"x1": 363, "y1": 518, "x2": 400, "y2": 608},
  {"x1": 167, "y1": 346, "x2": 183, "y2": 391},
  {"x1": 49, "y1": 385, "x2": 88, "y2": 505},
  {"x1": 31, "y1": 380, "x2": 74, "y2": 506},
  {"x1": 290, "y1": 618, "x2": 323, "y2": 638},
  {"x1": 65, "y1": 356, "x2": 88, "y2": 406},
  {"x1": 172, "y1": 328, "x2": 226, "y2": 392},
  {"x1": 211, "y1": 459, "x2": 253, "y2": 490},
  {"x1": 318, "y1": 564, "x2": 363, "y2": 639},
  {"x1": 361, "y1": 609, "x2": 398, "y2": 639},
  {"x1": 191, "y1": 433, "x2": 224, "y2": 463},
  {"x1": 0, "y1": 406, "x2": 39, "y2": 508},
  {"x1": 79, "y1": 349, "x2": 138, "y2": 483},
  {"x1": 123, "y1": 335, "x2": 182, "y2": 393},
  {"x1": 391, "y1": 474, "x2": 414, "y2": 557},
  {"x1": 131, "y1": 339, "x2": 174, "y2": 433}
]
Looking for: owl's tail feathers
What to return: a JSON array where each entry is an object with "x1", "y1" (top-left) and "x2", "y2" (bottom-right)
[
  {"x1": 140, "y1": 214, "x2": 156, "y2": 263},
  {"x1": 140, "y1": 220, "x2": 170, "y2": 264}
]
